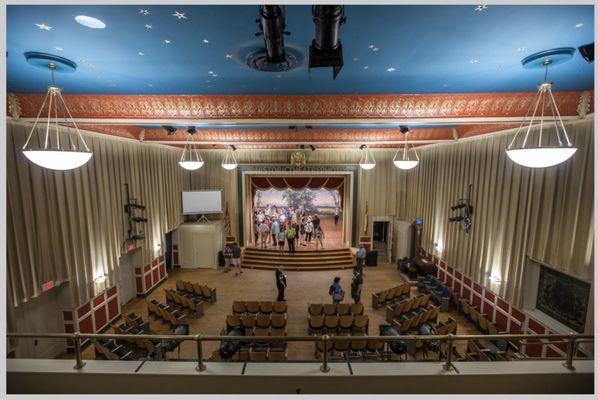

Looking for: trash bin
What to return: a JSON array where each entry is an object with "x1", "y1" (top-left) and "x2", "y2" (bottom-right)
[{"x1": 365, "y1": 251, "x2": 378, "y2": 266}]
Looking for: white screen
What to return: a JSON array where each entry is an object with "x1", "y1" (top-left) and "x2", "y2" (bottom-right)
[{"x1": 181, "y1": 190, "x2": 222, "y2": 214}]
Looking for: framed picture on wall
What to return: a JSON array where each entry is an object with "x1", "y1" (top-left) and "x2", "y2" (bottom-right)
[{"x1": 535, "y1": 265, "x2": 591, "y2": 333}]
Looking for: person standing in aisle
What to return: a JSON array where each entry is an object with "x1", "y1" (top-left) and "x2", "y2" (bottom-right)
[
  {"x1": 285, "y1": 224, "x2": 296, "y2": 255},
  {"x1": 223, "y1": 244, "x2": 233, "y2": 273},
  {"x1": 356, "y1": 244, "x2": 366, "y2": 268},
  {"x1": 350, "y1": 267, "x2": 363, "y2": 304},
  {"x1": 231, "y1": 242, "x2": 243, "y2": 276},
  {"x1": 329, "y1": 277, "x2": 344, "y2": 304},
  {"x1": 275, "y1": 266, "x2": 287, "y2": 301}
]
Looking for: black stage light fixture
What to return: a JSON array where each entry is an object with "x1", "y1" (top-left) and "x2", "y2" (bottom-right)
[
  {"x1": 230, "y1": 144, "x2": 237, "y2": 151},
  {"x1": 130, "y1": 216, "x2": 148, "y2": 223},
  {"x1": 309, "y1": 144, "x2": 316, "y2": 152},
  {"x1": 299, "y1": 144, "x2": 305, "y2": 149},
  {"x1": 305, "y1": 125, "x2": 313, "y2": 129},
  {"x1": 163, "y1": 126, "x2": 177, "y2": 136},
  {"x1": 579, "y1": 43, "x2": 594, "y2": 63},
  {"x1": 124, "y1": 203, "x2": 146, "y2": 213},
  {"x1": 359, "y1": 144, "x2": 366, "y2": 150},
  {"x1": 288, "y1": 125, "x2": 297, "y2": 130},
  {"x1": 309, "y1": 5, "x2": 346, "y2": 79},
  {"x1": 187, "y1": 126, "x2": 197, "y2": 135},
  {"x1": 450, "y1": 202, "x2": 466, "y2": 211},
  {"x1": 129, "y1": 234, "x2": 145, "y2": 241},
  {"x1": 399, "y1": 125, "x2": 410, "y2": 134},
  {"x1": 448, "y1": 216, "x2": 464, "y2": 222}
]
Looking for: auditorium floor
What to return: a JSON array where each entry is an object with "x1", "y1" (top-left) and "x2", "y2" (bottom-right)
[{"x1": 78, "y1": 261, "x2": 481, "y2": 361}]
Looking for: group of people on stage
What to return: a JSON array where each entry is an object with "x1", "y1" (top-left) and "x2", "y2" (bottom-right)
[{"x1": 252, "y1": 205, "x2": 338, "y2": 254}]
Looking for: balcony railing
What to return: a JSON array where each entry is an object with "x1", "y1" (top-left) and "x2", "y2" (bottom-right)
[{"x1": 7, "y1": 331, "x2": 593, "y2": 373}]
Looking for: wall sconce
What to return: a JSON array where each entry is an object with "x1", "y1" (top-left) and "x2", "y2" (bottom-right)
[
  {"x1": 434, "y1": 242, "x2": 444, "y2": 254},
  {"x1": 155, "y1": 242, "x2": 162, "y2": 252},
  {"x1": 489, "y1": 274, "x2": 502, "y2": 283},
  {"x1": 93, "y1": 274, "x2": 107, "y2": 294}
]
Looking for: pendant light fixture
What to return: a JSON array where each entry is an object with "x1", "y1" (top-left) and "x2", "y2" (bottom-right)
[
  {"x1": 358, "y1": 144, "x2": 375, "y2": 170},
  {"x1": 179, "y1": 127, "x2": 204, "y2": 170},
  {"x1": 393, "y1": 126, "x2": 420, "y2": 170},
  {"x1": 21, "y1": 52, "x2": 92, "y2": 170},
  {"x1": 221, "y1": 145, "x2": 238, "y2": 170},
  {"x1": 506, "y1": 48, "x2": 577, "y2": 168}
]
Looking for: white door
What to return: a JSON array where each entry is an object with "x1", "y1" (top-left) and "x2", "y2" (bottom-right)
[{"x1": 118, "y1": 253, "x2": 136, "y2": 305}]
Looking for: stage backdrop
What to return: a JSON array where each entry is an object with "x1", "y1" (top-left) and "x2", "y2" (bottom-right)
[{"x1": 251, "y1": 176, "x2": 345, "y2": 209}]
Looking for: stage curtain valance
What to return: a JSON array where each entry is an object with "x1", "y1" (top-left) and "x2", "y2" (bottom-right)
[{"x1": 251, "y1": 176, "x2": 345, "y2": 208}]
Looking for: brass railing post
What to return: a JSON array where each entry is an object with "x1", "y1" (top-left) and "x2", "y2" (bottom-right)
[
  {"x1": 320, "y1": 335, "x2": 330, "y2": 373},
  {"x1": 195, "y1": 334, "x2": 206, "y2": 372},
  {"x1": 563, "y1": 332, "x2": 577, "y2": 371},
  {"x1": 73, "y1": 332, "x2": 86, "y2": 370},
  {"x1": 443, "y1": 333, "x2": 453, "y2": 371}
]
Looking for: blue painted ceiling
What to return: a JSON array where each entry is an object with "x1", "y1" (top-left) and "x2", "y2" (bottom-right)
[{"x1": 7, "y1": 4, "x2": 594, "y2": 95}]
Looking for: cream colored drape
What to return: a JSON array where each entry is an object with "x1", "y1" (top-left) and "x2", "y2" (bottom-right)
[
  {"x1": 7, "y1": 122, "x2": 192, "y2": 306},
  {"x1": 357, "y1": 118, "x2": 594, "y2": 306}
]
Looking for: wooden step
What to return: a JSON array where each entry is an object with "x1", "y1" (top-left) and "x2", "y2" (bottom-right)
[
  {"x1": 242, "y1": 264, "x2": 355, "y2": 271},
  {"x1": 243, "y1": 253, "x2": 353, "y2": 261},
  {"x1": 243, "y1": 258, "x2": 355, "y2": 266},
  {"x1": 243, "y1": 248, "x2": 351, "y2": 256}
]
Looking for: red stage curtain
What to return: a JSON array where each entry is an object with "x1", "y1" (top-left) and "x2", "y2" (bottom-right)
[{"x1": 251, "y1": 176, "x2": 345, "y2": 208}]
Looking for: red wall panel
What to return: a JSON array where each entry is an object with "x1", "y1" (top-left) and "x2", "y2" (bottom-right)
[
  {"x1": 92, "y1": 294, "x2": 105, "y2": 307},
  {"x1": 152, "y1": 268, "x2": 159, "y2": 284},
  {"x1": 528, "y1": 319, "x2": 546, "y2": 334},
  {"x1": 77, "y1": 303, "x2": 91, "y2": 317},
  {"x1": 107, "y1": 286, "x2": 117, "y2": 298},
  {"x1": 484, "y1": 290, "x2": 495, "y2": 302},
  {"x1": 144, "y1": 274, "x2": 152, "y2": 290},
  {"x1": 79, "y1": 315, "x2": 93, "y2": 333},
  {"x1": 482, "y1": 301, "x2": 493, "y2": 316},
  {"x1": 497, "y1": 298, "x2": 510, "y2": 312},
  {"x1": 454, "y1": 271, "x2": 462, "y2": 280},
  {"x1": 94, "y1": 307, "x2": 107, "y2": 330},
  {"x1": 473, "y1": 282, "x2": 482, "y2": 294},
  {"x1": 462, "y1": 288, "x2": 471, "y2": 302},
  {"x1": 495, "y1": 311, "x2": 508, "y2": 331},
  {"x1": 438, "y1": 270, "x2": 445, "y2": 282},
  {"x1": 446, "y1": 276, "x2": 453, "y2": 287},
  {"x1": 107, "y1": 298, "x2": 119, "y2": 320},
  {"x1": 472, "y1": 293, "x2": 481, "y2": 309},
  {"x1": 510, "y1": 321, "x2": 522, "y2": 334},
  {"x1": 136, "y1": 277, "x2": 143, "y2": 293},
  {"x1": 159, "y1": 264, "x2": 166, "y2": 278},
  {"x1": 511, "y1": 307, "x2": 525, "y2": 323},
  {"x1": 525, "y1": 339, "x2": 542, "y2": 357},
  {"x1": 463, "y1": 276, "x2": 472, "y2": 287}
]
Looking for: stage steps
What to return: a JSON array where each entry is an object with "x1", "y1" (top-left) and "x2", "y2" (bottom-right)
[{"x1": 242, "y1": 247, "x2": 356, "y2": 271}]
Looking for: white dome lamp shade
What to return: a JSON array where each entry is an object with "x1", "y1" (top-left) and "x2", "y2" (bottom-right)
[
  {"x1": 221, "y1": 146, "x2": 238, "y2": 170},
  {"x1": 21, "y1": 53, "x2": 92, "y2": 171},
  {"x1": 507, "y1": 49, "x2": 578, "y2": 169},
  {"x1": 358, "y1": 144, "x2": 376, "y2": 170},
  {"x1": 393, "y1": 126, "x2": 420, "y2": 170},
  {"x1": 179, "y1": 127, "x2": 204, "y2": 170}
]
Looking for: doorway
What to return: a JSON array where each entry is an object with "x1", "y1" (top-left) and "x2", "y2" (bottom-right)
[
  {"x1": 118, "y1": 251, "x2": 136, "y2": 306},
  {"x1": 372, "y1": 218, "x2": 393, "y2": 263},
  {"x1": 165, "y1": 231, "x2": 173, "y2": 270}
]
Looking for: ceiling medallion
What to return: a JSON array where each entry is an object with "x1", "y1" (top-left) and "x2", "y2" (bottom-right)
[{"x1": 290, "y1": 152, "x2": 307, "y2": 167}]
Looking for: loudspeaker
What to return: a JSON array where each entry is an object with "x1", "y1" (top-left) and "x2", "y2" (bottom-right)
[{"x1": 579, "y1": 43, "x2": 594, "y2": 63}]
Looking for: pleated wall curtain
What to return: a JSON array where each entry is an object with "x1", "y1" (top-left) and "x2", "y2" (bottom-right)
[
  {"x1": 357, "y1": 118, "x2": 594, "y2": 306},
  {"x1": 7, "y1": 118, "x2": 594, "y2": 310},
  {"x1": 7, "y1": 122, "x2": 192, "y2": 306}
]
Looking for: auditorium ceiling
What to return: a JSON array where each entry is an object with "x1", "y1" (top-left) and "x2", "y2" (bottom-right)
[{"x1": 6, "y1": 4, "x2": 595, "y2": 149}]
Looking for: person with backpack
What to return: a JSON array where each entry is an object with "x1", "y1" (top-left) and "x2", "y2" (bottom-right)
[
  {"x1": 223, "y1": 244, "x2": 233, "y2": 273},
  {"x1": 285, "y1": 224, "x2": 296, "y2": 254},
  {"x1": 329, "y1": 277, "x2": 344, "y2": 304}
]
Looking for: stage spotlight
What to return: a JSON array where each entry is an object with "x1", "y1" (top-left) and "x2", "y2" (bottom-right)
[
  {"x1": 187, "y1": 126, "x2": 197, "y2": 135},
  {"x1": 450, "y1": 202, "x2": 466, "y2": 211},
  {"x1": 230, "y1": 145, "x2": 237, "y2": 151},
  {"x1": 163, "y1": 126, "x2": 177, "y2": 135},
  {"x1": 288, "y1": 125, "x2": 297, "y2": 130},
  {"x1": 309, "y1": 145, "x2": 316, "y2": 152},
  {"x1": 309, "y1": 5, "x2": 346, "y2": 79},
  {"x1": 399, "y1": 126, "x2": 410, "y2": 134},
  {"x1": 130, "y1": 216, "x2": 148, "y2": 223},
  {"x1": 578, "y1": 43, "x2": 594, "y2": 63},
  {"x1": 305, "y1": 125, "x2": 313, "y2": 129},
  {"x1": 299, "y1": 144, "x2": 305, "y2": 149},
  {"x1": 448, "y1": 216, "x2": 464, "y2": 222}
]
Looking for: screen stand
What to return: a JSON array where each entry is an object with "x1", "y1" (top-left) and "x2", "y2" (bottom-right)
[{"x1": 195, "y1": 214, "x2": 210, "y2": 223}]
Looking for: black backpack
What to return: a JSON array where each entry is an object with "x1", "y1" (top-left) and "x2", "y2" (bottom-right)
[{"x1": 329, "y1": 285, "x2": 334, "y2": 295}]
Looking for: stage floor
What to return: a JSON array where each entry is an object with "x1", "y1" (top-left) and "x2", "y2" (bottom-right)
[{"x1": 247, "y1": 215, "x2": 345, "y2": 250}]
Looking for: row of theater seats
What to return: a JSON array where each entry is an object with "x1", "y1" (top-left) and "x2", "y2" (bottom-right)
[
  {"x1": 308, "y1": 314, "x2": 369, "y2": 335},
  {"x1": 175, "y1": 280, "x2": 217, "y2": 303},
  {"x1": 385, "y1": 293, "x2": 431, "y2": 322},
  {"x1": 459, "y1": 298, "x2": 505, "y2": 335},
  {"x1": 212, "y1": 347, "x2": 288, "y2": 361},
  {"x1": 146, "y1": 299, "x2": 188, "y2": 327},
  {"x1": 391, "y1": 305, "x2": 439, "y2": 333},
  {"x1": 434, "y1": 316, "x2": 457, "y2": 335},
  {"x1": 226, "y1": 314, "x2": 287, "y2": 330},
  {"x1": 164, "y1": 289, "x2": 204, "y2": 317},
  {"x1": 123, "y1": 312, "x2": 149, "y2": 332},
  {"x1": 308, "y1": 303, "x2": 364, "y2": 316},
  {"x1": 113, "y1": 321, "x2": 162, "y2": 356},
  {"x1": 93, "y1": 339, "x2": 134, "y2": 361},
  {"x1": 314, "y1": 334, "x2": 386, "y2": 361},
  {"x1": 213, "y1": 326, "x2": 288, "y2": 361},
  {"x1": 233, "y1": 301, "x2": 287, "y2": 315},
  {"x1": 371, "y1": 282, "x2": 412, "y2": 309}
]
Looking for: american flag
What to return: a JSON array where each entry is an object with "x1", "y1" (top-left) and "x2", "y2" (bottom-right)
[
  {"x1": 224, "y1": 202, "x2": 231, "y2": 235},
  {"x1": 363, "y1": 201, "x2": 369, "y2": 233}
]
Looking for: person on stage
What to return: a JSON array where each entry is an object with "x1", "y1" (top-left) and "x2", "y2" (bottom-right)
[
  {"x1": 271, "y1": 218, "x2": 280, "y2": 248},
  {"x1": 299, "y1": 217, "x2": 307, "y2": 246},
  {"x1": 277, "y1": 229, "x2": 286, "y2": 255},
  {"x1": 285, "y1": 224, "x2": 296, "y2": 254},
  {"x1": 315, "y1": 225, "x2": 325, "y2": 250},
  {"x1": 334, "y1": 207, "x2": 340, "y2": 225},
  {"x1": 253, "y1": 218, "x2": 259, "y2": 245},
  {"x1": 276, "y1": 266, "x2": 287, "y2": 301},
  {"x1": 305, "y1": 217, "x2": 314, "y2": 244},
  {"x1": 259, "y1": 220, "x2": 269, "y2": 249}
]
